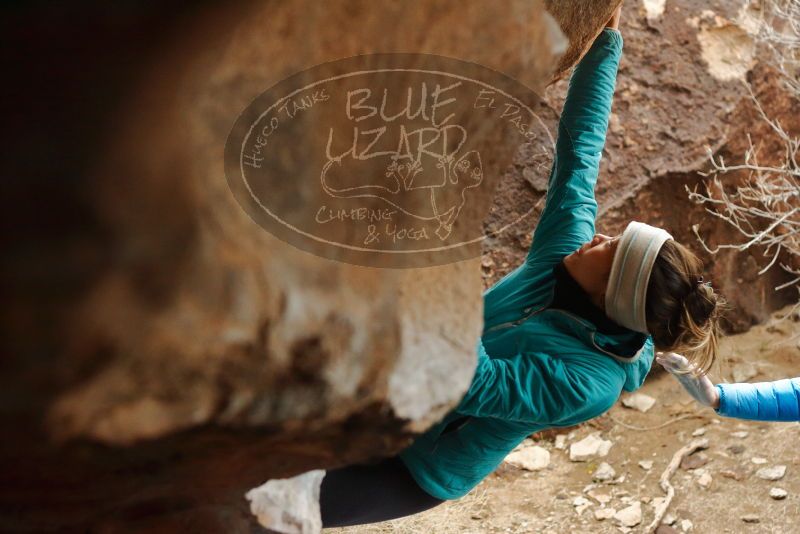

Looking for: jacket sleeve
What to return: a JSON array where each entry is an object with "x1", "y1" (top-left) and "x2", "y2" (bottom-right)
[
  {"x1": 455, "y1": 339, "x2": 623, "y2": 425},
  {"x1": 715, "y1": 378, "x2": 800, "y2": 421},
  {"x1": 527, "y1": 28, "x2": 623, "y2": 267}
]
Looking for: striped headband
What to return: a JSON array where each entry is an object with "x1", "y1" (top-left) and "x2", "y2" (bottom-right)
[{"x1": 604, "y1": 221, "x2": 673, "y2": 334}]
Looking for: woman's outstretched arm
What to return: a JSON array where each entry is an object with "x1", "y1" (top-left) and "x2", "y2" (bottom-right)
[
  {"x1": 658, "y1": 351, "x2": 800, "y2": 422},
  {"x1": 717, "y1": 378, "x2": 800, "y2": 421},
  {"x1": 527, "y1": 21, "x2": 623, "y2": 267}
]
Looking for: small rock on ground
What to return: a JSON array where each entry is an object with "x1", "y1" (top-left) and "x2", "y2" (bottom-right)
[
  {"x1": 756, "y1": 465, "x2": 787, "y2": 481},
  {"x1": 569, "y1": 433, "x2": 613, "y2": 461},
  {"x1": 614, "y1": 502, "x2": 642, "y2": 527},
  {"x1": 594, "y1": 508, "x2": 616, "y2": 521},
  {"x1": 741, "y1": 514, "x2": 760, "y2": 523},
  {"x1": 770, "y1": 488, "x2": 788, "y2": 500},
  {"x1": 621, "y1": 392, "x2": 656, "y2": 412},
  {"x1": 720, "y1": 469, "x2": 744, "y2": 481},
  {"x1": 588, "y1": 489, "x2": 612, "y2": 505},
  {"x1": 504, "y1": 446, "x2": 550, "y2": 471},
  {"x1": 593, "y1": 462, "x2": 616, "y2": 482},
  {"x1": 573, "y1": 496, "x2": 590, "y2": 507},
  {"x1": 680, "y1": 452, "x2": 709, "y2": 470}
]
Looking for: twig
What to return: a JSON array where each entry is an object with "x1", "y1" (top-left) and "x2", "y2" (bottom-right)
[
  {"x1": 608, "y1": 412, "x2": 705, "y2": 431},
  {"x1": 646, "y1": 437, "x2": 710, "y2": 533}
]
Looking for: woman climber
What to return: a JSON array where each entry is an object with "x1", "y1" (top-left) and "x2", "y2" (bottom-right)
[{"x1": 248, "y1": 6, "x2": 729, "y2": 529}]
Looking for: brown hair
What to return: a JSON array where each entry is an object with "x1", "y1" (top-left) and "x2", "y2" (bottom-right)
[{"x1": 645, "y1": 240, "x2": 727, "y2": 375}]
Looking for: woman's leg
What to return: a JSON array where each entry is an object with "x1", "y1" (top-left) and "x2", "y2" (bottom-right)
[{"x1": 319, "y1": 456, "x2": 445, "y2": 527}]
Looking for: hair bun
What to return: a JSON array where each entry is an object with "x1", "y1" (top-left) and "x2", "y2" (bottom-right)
[{"x1": 685, "y1": 279, "x2": 716, "y2": 325}]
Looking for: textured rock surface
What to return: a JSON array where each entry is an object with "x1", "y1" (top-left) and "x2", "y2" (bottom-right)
[
  {"x1": 45, "y1": 0, "x2": 570, "y2": 447},
  {"x1": 545, "y1": 0, "x2": 624, "y2": 82},
  {"x1": 483, "y1": 0, "x2": 799, "y2": 331}
]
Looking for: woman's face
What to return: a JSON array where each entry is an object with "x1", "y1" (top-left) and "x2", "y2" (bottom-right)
[{"x1": 563, "y1": 233, "x2": 621, "y2": 310}]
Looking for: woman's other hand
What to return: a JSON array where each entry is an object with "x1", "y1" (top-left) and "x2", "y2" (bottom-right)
[
  {"x1": 605, "y1": 4, "x2": 622, "y2": 30},
  {"x1": 656, "y1": 351, "x2": 720, "y2": 409}
]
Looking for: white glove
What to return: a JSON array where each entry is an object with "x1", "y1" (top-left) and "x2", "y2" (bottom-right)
[{"x1": 656, "y1": 351, "x2": 720, "y2": 409}]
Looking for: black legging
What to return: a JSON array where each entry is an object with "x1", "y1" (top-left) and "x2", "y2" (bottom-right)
[{"x1": 319, "y1": 456, "x2": 445, "y2": 527}]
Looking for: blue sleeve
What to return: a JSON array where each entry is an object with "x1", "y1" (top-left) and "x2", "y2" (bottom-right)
[
  {"x1": 716, "y1": 378, "x2": 800, "y2": 421},
  {"x1": 527, "y1": 28, "x2": 623, "y2": 267},
  {"x1": 455, "y1": 339, "x2": 623, "y2": 425}
]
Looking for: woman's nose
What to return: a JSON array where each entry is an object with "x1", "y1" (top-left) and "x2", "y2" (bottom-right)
[{"x1": 594, "y1": 233, "x2": 612, "y2": 244}]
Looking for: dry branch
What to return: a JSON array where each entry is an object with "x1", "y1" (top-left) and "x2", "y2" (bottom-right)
[
  {"x1": 647, "y1": 437, "x2": 710, "y2": 533},
  {"x1": 688, "y1": 0, "x2": 800, "y2": 323}
]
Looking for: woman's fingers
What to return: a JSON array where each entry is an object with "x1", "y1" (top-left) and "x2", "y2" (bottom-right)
[
  {"x1": 656, "y1": 351, "x2": 687, "y2": 371},
  {"x1": 658, "y1": 351, "x2": 689, "y2": 366},
  {"x1": 605, "y1": 3, "x2": 623, "y2": 29},
  {"x1": 656, "y1": 351, "x2": 717, "y2": 408}
]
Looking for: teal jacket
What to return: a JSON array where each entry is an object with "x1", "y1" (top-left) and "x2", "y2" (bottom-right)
[{"x1": 399, "y1": 29, "x2": 655, "y2": 500}]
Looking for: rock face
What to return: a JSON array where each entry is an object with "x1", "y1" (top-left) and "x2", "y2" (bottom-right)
[
  {"x1": 0, "y1": 1, "x2": 624, "y2": 531},
  {"x1": 45, "y1": 0, "x2": 567, "y2": 448},
  {"x1": 545, "y1": 0, "x2": 624, "y2": 81},
  {"x1": 483, "y1": 0, "x2": 799, "y2": 330}
]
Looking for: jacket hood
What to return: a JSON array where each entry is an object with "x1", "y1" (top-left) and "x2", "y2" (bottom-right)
[
  {"x1": 593, "y1": 329, "x2": 654, "y2": 392},
  {"x1": 542, "y1": 302, "x2": 655, "y2": 392},
  {"x1": 548, "y1": 260, "x2": 654, "y2": 391}
]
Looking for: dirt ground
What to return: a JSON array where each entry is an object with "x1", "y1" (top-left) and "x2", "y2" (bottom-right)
[{"x1": 328, "y1": 305, "x2": 800, "y2": 534}]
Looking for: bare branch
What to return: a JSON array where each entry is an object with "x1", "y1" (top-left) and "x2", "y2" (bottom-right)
[{"x1": 688, "y1": 0, "x2": 800, "y2": 324}]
